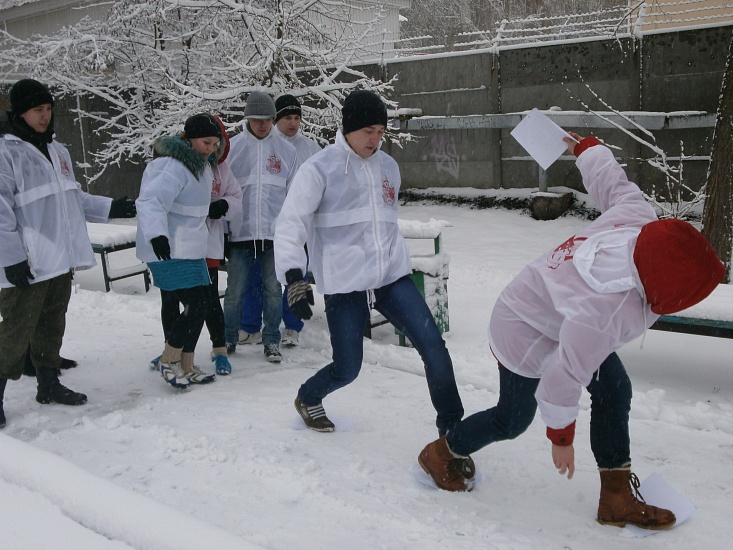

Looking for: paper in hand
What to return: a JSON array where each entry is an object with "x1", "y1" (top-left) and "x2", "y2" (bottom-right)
[{"x1": 510, "y1": 108, "x2": 576, "y2": 170}]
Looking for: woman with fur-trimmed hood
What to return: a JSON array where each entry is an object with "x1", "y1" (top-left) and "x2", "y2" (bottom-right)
[{"x1": 136, "y1": 114, "x2": 222, "y2": 389}]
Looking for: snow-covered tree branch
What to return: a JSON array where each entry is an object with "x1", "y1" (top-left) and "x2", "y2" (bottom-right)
[{"x1": 0, "y1": 0, "x2": 394, "y2": 181}]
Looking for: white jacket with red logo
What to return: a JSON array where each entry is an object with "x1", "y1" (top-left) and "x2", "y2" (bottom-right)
[
  {"x1": 274, "y1": 130, "x2": 412, "y2": 295},
  {"x1": 0, "y1": 134, "x2": 111, "y2": 287},
  {"x1": 488, "y1": 144, "x2": 659, "y2": 431},
  {"x1": 206, "y1": 160, "x2": 242, "y2": 260},
  {"x1": 227, "y1": 123, "x2": 298, "y2": 242}
]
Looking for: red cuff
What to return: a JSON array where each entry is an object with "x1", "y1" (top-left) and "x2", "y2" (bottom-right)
[
  {"x1": 547, "y1": 421, "x2": 576, "y2": 446},
  {"x1": 573, "y1": 136, "x2": 601, "y2": 157}
]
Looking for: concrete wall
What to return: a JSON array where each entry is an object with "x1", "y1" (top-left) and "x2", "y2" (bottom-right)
[{"x1": 384, "y1": 24, "x2": 732, "y2": 197}]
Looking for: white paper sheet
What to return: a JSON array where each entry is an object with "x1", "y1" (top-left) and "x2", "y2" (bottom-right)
[
  {"x1": 626, "y1": 473, "x2": 696, "y2": 538},
  {"x1": 510, "y1": 108, "x2": 576, "y2": 170}
]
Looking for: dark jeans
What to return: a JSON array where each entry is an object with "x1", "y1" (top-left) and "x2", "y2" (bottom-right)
[
  {"x1": 160, "y1": 285, "x2": 211, "y2": 353},
  {"x1": 205, "y1": 268, "x2": 226, "y2": 349},
  {"x1": 298, "y1": 275, "x2": 464, "y2": 435},
  {"x1": 446, "y1": 353, "x2": 632, "y2": 469},
  {"x1": 240, "y1": 258, "x2": 304, "y2": 333},
  {"x1": 0, "y1": 272, "x2": 72, "y2": 379},
  {"x1": 223, "y1": 247, "x2": 282, "y2": 346}
]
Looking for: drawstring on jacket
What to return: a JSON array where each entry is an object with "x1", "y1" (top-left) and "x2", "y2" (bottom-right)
[{"x1": 367, "y1": 289, "x2": 376, "y2": 310}]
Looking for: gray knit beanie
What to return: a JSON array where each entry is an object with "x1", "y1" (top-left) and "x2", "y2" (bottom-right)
[{"x1": 244, "y1": 92, "x2": 276, "y2": 120}]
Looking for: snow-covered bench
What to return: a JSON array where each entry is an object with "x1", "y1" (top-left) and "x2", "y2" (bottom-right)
[
  {"x1": 366, "y1": 219, "x2": 451, "y2": 346},
  {"x1": 86, "y1": 222, "x2": 150, "y2": 292},
  {"x1": 650, "y1": 284, "x2": 733, "y2": 339}
]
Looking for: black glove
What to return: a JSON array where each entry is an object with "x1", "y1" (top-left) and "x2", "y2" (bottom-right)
[
  {"x1": 286, "y1": 269, "x2": 314, "y2": 320},
  {"x1": 5, "y1": 260, "x2": 34, "y2": 289},
  {"x1": 151, "y1": 235, "x2": 171, "y2": 261},
  {"x1": 208, "y1": 199, "x2": 229, "y2": 220},
  {"x1": 108, "y1": 196, "x2": 137, "y2": 218}
]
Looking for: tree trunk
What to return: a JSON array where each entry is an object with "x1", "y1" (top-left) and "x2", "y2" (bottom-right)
[{"x1": 702, "y1": 32, "x2": 733, "y2": 282}]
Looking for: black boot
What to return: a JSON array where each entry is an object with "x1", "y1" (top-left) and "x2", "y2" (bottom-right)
[
  {"x1": 35, "y1": 366, "x2": 87, "y2": 406},
  {"x1": 1, "y1": 378, "x2": 7, "y2": 428},
  {"x1": 59, "y1": 357, "x2": 78, "y2": 370}
]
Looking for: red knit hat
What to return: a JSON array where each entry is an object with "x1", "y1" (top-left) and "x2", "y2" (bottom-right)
[{"x1": 633, "y1": 219, "x2": 724, "y2": 314}]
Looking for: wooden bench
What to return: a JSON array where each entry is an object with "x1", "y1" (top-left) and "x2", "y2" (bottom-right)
[
  {"x1": 86, "y1": 222, "x2": 150, "y2": 292},
  {"x1": 649, "y1": 284, "x2": 733, "y2": 339}
]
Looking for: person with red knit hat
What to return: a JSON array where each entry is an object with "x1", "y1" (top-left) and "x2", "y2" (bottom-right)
[{"x1": 418, "y1": 131, "x2": 724, "y2": 530}]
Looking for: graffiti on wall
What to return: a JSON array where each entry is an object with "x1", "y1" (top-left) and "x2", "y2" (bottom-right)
[{"x1": 423, "y1": 134, "x2": 460, "y2": 180}]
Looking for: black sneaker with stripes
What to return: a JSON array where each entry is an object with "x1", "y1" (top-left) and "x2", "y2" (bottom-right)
[{"x1": 294, "y1": 396, "x2": 335, "y2": 432}]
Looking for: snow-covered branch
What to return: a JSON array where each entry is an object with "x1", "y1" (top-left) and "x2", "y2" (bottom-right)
[{"x1": 0, "y1": 0, "x2": 392, "y2": 181}]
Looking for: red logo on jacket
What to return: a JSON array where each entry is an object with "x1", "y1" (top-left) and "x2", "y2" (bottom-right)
[
  {"x1": 546, "y1": 235, "x2": 586, "y2": 270},
  {"x1": 212, "y1": 172, "x2": 222, "y2": 198},
  {"x1": 382, "y1": 177, "x2": 395, "y2": 205},
  {"x1": 266, "y1": 153, "x2": 282, "y2": 174},
  {"x1": 58, "y1": 154, "x2": 71, "y2": 177}
]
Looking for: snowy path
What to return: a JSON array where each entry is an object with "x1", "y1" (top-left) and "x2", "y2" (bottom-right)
[{"x1": 2, "y1": 204, "x2": 732, "y2": 549}]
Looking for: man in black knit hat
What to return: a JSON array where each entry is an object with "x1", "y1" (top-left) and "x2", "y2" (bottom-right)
[
  {"x1": 0, "y1": 79, "x2": 136, "y2": 429},
  {"x1": 275, "y1": 89, "x2": 465, "y2": 438}
]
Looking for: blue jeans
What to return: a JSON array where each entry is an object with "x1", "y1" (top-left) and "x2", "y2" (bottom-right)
[
  {"x1": 223, "y1": 247, "x2": 282, "y2": 346},
  {"x1": 447, "y1": 353, "x2": 632, "y2": 469},
  {"x1": 240, "y1": 258, "x2": 304, "y2": 333},
  {"x1": 298, "y1": 275, "x2": 464, "y2": 435}
]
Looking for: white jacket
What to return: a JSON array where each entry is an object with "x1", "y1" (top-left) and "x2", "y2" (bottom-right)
[
  {"x1": 274, "y1": 130, "x2": 412, "y2": 295},
  {"x1": 0, "y1": 134, "x2": 111, "y2": 287},
  {"x1": 227, "y1": 123, "x2": 298, "y2": 242},
  {"x1": 273, "y1": 126, "x2": 321, "y2": 167},
  {"x1": 206, "y1": 160, "x2": 243, "y2": 260},
  {"x1": 135, "y1": 145, "x2": 213, "y2": 263},
  {"x1": 488, "y1": 145, "x2": 659, "y2": 430}
]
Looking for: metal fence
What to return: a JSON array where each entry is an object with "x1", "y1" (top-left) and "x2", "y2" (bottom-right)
[{"x1": 380, "y1": 1, "x2": 733, "y2": 58}]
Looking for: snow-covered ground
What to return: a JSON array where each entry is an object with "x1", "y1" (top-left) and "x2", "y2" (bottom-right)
[{"x1": 2, "y1": 202, "x2": 733, "y2": 550}]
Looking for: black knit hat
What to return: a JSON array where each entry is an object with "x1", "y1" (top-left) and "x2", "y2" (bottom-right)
[
  {"x1": 342, "y1": 90, "x2": 387, "y2": 135},
  {"x1": 275, "y1": 94, "x2": 301, "y2": 122},
  {"x1": 10, "y1": 79, "x2": 55, "y2": 115},
  {"x1": 183, "y1": 113, "x2": 222, "y2": 139}
]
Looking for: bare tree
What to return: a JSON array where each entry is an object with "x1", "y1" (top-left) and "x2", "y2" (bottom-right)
[
  {"x1": 0, "y1": 0, "x2": 392, "y2": 181},
  {"x1": 702, "y1": 32, "x2": 733, "y2": 281}
]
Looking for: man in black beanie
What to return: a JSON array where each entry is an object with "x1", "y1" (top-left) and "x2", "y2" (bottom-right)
[
  {"x1": 0, "y1": 79, "x2": 136, "y2": 428},
  {"x1": 275, "y1": 90, "x2": 465, "y2": 441}
]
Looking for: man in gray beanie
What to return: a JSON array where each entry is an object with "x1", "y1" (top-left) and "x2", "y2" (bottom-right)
[
  {"x1": 223, "y1": 92, "x2": 298, "y2": 363},
  {"x1": 238, "y1": 94, "x2": 322, "y2": 350},
  {"x1": 275, "y1": 89, "x2": 465, "y2": 439}
]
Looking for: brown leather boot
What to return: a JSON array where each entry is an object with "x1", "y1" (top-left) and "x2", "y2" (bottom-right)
[
  {"x1": 418, "y1": 436, "x2": 474, "y2": 492},
  {"x1": 597, "y1": 467, "x2": 676, "y2": 530}
]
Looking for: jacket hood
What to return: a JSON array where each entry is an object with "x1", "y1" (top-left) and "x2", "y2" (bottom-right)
[
  {"x1": 152, "y1": 135, "x2": 215, "y2": 177},
  {"x1": 574, "y1": 227, "x2": 642, "y2": 296}
]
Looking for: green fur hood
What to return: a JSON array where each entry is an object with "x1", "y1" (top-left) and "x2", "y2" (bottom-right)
[{"x1": 152, "y1": 135, "x2": 215, "y2": 177}]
